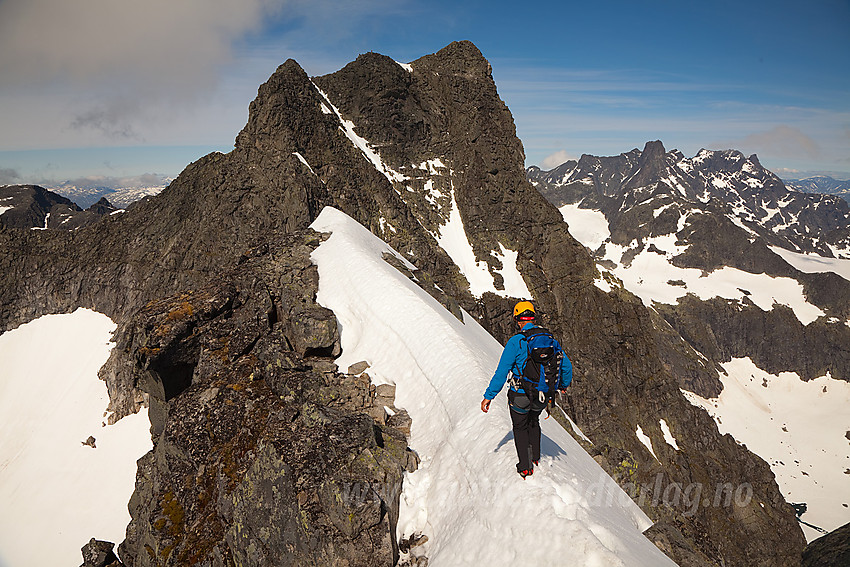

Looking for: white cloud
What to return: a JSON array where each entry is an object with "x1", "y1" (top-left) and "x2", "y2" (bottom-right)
[
  {"x1": 0, "y1": 0, "x2": 279, "y2": 148},
  {"x1": 716, "y1": 125, "x2": 821, "y2": 160},
  {"x1": 541, "y1": 149, "x2": 577, "y2": 169},
  {"x1": 0, "y1": 0, "x2": 272, "y2": 91},
  {"x1": 0, "y1": 168, "x2": 21, "y2": 184},
  {"x1": 0, "y1": 0, "x2": 417, "y2": 151}
]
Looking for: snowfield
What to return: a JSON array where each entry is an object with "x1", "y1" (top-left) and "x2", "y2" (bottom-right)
[
  {"x1": 682, "y1": 358, "x2": 850, "y2": 542},
  {"x1": 558, "y1": 204, "x2": 830, "y2": 325},
  {"x1": 310, "y1": 206, "x2": 675, "y2": 566},
  {"x1": 769, "y1": 245, "x2": 850, "y2": 282},
  {"x1": 558, "y1": 203, "x2": 610, "y2": 251},
  {"x1": 0, "y1": 309, "x2": 152, "y2": 567}
]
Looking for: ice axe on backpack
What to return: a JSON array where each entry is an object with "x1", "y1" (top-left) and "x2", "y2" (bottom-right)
[{"x1": 544, "y1": 389, "x2": 568, "y2": 419}]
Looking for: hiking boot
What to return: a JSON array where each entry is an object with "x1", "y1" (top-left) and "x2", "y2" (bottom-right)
[{"x1": 519, "y1": 468, "x2": 533, "y2": 479}]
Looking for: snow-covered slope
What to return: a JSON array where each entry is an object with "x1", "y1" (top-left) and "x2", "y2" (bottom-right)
[
  {"x1": 0, "y1": 309, "x2": 152, "y2": 567},
  {"x1": 557, "y1": 204, "x2": 832, "y2": 326},
  {"x1": 682, "y1": 358, "x2": 850, "y2": 541},
  {"x1": 310, "y1": 207, "x2": 674, "y2": 566}
]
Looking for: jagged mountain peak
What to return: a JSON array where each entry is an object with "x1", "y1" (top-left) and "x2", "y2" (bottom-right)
[
  {"x1": 532, "y1": 142, "x2": 850, "y2": 259},
  {"x1": 641, "y1": 139, "x2": 667, "y2": 157},
  {"x1": 414, "y1": 39, "x2": 492, "y2": 77}
]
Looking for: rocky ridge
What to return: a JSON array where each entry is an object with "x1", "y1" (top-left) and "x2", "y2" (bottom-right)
[
  {"x1": 0, "y1": 184, "x2": 118, "y2": 230},
  {"x1": 114, "y1": 231, "x2": 418, "y2": 566},
  {"x1": 0, "y1": 42, "x2": 807, "y2": 566}
]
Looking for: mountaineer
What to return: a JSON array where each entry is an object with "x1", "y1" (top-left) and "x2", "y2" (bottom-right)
[{"x1": 481, "y1": 301, "x2": 572, "y2": 478}]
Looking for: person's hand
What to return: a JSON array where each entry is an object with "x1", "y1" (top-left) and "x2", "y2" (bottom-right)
[{"x1": 480, "y1": 398, "x2": 491, "y2": 413}]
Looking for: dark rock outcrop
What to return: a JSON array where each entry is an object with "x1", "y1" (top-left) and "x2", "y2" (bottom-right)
[
  {"x1": 801, "y1": 521, "x2": 850, "y2": 566},
  {"x1": 117, "y1": 231, "x2": 417, "y2": 566},
  {"x1": 80, "y1": 538, "x2": 120, "y2": 567}
]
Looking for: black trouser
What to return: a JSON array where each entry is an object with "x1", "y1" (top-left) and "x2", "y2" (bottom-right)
[{"x1": 508, "y1": 391, "x2": 542, "y2": 472}]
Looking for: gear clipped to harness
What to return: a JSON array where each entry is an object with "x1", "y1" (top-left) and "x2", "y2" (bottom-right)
[{"x1": 518, "y1": 327, "x2": 563, "y2": 411}]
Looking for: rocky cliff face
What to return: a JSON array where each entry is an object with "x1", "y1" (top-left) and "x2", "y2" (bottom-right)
[
  {"x1": 1, "y1": 42, "x2": 807, "y2": 566},
  {"x1": 115, "y1": 231, "x2": 417, "y2": 566},
  {"x1": 801, "y1": 520, "x2": 850, "y2": 566}
]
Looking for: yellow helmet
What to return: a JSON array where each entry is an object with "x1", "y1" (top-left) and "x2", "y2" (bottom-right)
[{"x1": 513, "y1": 301, "x2": 536, "y2": 320}]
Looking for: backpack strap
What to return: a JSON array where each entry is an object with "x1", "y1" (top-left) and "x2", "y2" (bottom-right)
[{"x1": 520, "y1": 326, "x2": 549, "y2": 339}]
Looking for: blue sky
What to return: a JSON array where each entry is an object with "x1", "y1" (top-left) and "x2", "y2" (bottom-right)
[{"x1": 1, "y1": 0, "x2": 848, "y2": 185}]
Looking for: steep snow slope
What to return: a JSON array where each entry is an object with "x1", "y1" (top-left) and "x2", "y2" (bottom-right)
[
  {"x1": 0, "y1": 309, "x2": 152, "y2": 567},
  {"x1": 310, "y1": 207, "x2": 675, "y2": 566},
  {"x1": 682, "y1": 359, "x2": 850, "y2": 541}
]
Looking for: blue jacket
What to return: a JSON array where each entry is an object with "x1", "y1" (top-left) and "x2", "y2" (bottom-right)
[{"x1": 484, "y1": 322, "x2": 572, "y2": 401}]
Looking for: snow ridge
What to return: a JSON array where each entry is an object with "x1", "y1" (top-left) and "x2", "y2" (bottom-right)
[{"x1": 310, "y1": 206, "x2": 674, "y2": 566}]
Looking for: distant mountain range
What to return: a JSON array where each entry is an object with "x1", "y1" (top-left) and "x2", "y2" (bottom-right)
[
  {"x1": 44, "y1": 174, "x2": 171, "y2": 209},
  {"x1": 529, "y1": 142, "x2": 850, "y2": 260},
  {"x1": 785, "y1": 175, "x2": 850, "y2": 203}
]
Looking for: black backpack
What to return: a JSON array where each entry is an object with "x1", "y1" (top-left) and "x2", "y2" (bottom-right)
[{"x1": 517, "y1": 327, "x2": 563, "y2": 411}]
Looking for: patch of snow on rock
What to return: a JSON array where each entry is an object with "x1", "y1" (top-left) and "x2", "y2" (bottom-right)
[
  {"x1": 557, "y1": 204, "x2": 610, "y2": 251},
  {"x1": 292, "y1": 152, "x2": 317, "y2": 176},
  {"x1": 659, "y1": 419, "x2": 679, "y2": 451},
  {"x1": 635, "y1": 425, "x2": 659, "y2": 462},
  {"x1": 434, "y1": 191, "x2": 498, "y2": 297},
  {"x1": 493, "y1": 243, "x2": 532, "y2": 298},
  {"x1": 313, "y1": 83, "x2": 408, "y2": 184}
]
